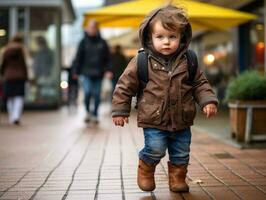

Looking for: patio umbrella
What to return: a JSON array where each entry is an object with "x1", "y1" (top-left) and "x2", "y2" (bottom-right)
[{"x1": 83, "y1": 0, "x2": 257, "y2": 30}]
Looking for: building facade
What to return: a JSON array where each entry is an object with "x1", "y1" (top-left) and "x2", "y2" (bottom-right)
[
  {"x1": 192, "y1": 0, "x2": 265, "y2": 102},
  {"x1": 0, "y1": 0, "x2": 75, "y2": 108}
]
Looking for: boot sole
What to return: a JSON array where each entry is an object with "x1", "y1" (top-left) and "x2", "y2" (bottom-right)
[
  {"x1": 170, "y1": 186, "x2": 189, "y2": 193},
  {"x1": 138, "y1": 186, "x2": 156, "y2": 192}
]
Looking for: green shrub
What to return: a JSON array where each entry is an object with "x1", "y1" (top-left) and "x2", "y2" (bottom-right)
[{"x1": 224, "y1": 71, "x2": 266, "y2": 102}]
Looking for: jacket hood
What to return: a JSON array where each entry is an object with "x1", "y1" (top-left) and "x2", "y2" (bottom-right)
[{"x1": 139, "y1": 6, "x2": 192, "y2": 54}]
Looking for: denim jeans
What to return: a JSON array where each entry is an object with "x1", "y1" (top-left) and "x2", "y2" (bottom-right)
[
  {"x1": 79, "y1": 75, "x2": 102, "y2": 117},
  {"x1": 139, "y1": 127, "x2": 191, "y2": 165}
]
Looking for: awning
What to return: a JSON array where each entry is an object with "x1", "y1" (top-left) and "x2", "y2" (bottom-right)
[{"x1": 83, "y1": 0, "x2": 257, "y2": 30}]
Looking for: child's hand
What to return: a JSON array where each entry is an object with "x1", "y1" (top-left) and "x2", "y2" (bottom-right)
[
  {"x1": 113, "y1": 116, "x2": 129, "y2": 127},
  {"x1": 203, "y1": 104, "x2": 217, "y2": 118}
]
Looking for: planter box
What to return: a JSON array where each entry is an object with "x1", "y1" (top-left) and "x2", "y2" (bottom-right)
[{"x1": 228, "y1": 101, "x2": 266, "y2": 142}]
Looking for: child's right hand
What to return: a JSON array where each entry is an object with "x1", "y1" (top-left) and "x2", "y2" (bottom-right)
[{"x1": 112, "y1": 116, "x2": 129, "y2": 127}]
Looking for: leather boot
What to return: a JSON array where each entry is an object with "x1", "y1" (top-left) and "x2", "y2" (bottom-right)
[
  {"x1": 137, "y1": 159, "x2": 157, "y2": 191},
  {"x1": 168, "y1": 161, "x2": 189, "y2": 192}
]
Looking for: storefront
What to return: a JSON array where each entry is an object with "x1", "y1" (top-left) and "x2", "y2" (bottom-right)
[
  {"x1": 191, "y1": 0, "x2": 264, "y2": 103},
  {"x1": 0, "y1": 0, "x2": 75, "y2": 108},
  {"x1": 191, "y1": 31, "x2": 234, "y2": 102},
  {"x1": 238, "y1": 0, "x2": 265, "y2": 73}
]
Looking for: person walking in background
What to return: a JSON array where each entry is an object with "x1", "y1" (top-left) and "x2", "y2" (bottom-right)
[
  {"x1": 204, "y1": 60, "x2": 226, "y2": 100},
  {"x1": 32, "y1": 36, "x2": 54, "y2": 100},
  {"x1": 0, "y1": 36, "x2": 28, "y2": 125},
  {"x1": 67, "y1": 61, "x2": 79, "y2": 110},
  {"x1": 73, "y1": 19, "x2": 112, "y2": 124},
  {"x1": 112, "y1": 5, "x2": 218, "y2": 192},
  {"x1": 32, "y1": 36, "x2": 54, "y2": 80},
  {"x1": 110, "y1": 45, "x2": 128, "y2": 93}
]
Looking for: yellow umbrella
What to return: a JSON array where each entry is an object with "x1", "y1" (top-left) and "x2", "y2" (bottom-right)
[{"x1": 83, "y1": 0, "x2": 257, "y2": 30}]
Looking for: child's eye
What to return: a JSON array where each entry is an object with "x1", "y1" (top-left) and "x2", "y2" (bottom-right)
[
  {"x1": 156, "y1": 35, "x2": 163, "y2": 39},
  {"x1": 169, "y1": 35, "x2": 177, "y2": 39}
]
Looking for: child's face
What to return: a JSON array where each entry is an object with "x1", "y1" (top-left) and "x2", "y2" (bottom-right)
[{"x1": 151, "y1": 21, "x2": 181, "y2": 56}]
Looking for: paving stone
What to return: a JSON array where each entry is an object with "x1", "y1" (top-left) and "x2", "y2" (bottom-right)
[
  {"x1": 0, "y1": 190, "x2": 33, "y2": 200},
  {"x1": 231, "y1": 185, "x2": 266, "y2": 200},
  {"x1": 97, "y1": 193, "x2": 123, "y2": 200},
  {"x1": 204, "y1": 186, "x2": 240, "y2": 200},
  {"x1": 182, "y1": 187, "x2": 213, "y2": 200},
  {"x1": 0, "y1": 107, "x2": 266, "y2": 199},
  {"x1": 125, "y1": 192, "x2": 153, "y2": 200},
  {"x1": 154, "y1": 189, "x2": 184, "y2": 200}
]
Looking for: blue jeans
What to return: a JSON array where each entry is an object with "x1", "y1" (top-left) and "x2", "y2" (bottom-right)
[
  {"x1": 139, "y1": 128, "x2": 191, "y2": 165},
  {"x1": 79, "y1": 75, "x2": 102, "y2": 117}
]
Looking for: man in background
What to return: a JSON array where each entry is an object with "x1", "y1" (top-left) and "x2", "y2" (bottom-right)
[{"x1": 73, "y1": 20, "x2": 112, "y2": 124}]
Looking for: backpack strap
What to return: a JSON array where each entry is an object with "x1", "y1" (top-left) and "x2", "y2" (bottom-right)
[
  {"x1": 137, "y1": 48, "x2": 149, "y2": 93},
  {"x1": 186, "y1": 49, "x2": 198, "y2": 85}
]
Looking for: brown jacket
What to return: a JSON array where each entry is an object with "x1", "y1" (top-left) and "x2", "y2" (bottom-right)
[
  {"x1": 112, "y1": 7, "x2": 218, "y2": 132},
  {"x1": 0, "y1": 42, "x2": 28, "y2": 81}
]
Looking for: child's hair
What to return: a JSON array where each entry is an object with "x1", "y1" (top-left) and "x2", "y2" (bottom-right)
[
  {"x1": 11, "y1": 35, "x2": 23, "y2": 43},
  {"x1": 149, "y1": 5, "x2": 188, "y2": 34},
  {"x1": 139, "y1": 4, "x2": 191, "y2": 49}
]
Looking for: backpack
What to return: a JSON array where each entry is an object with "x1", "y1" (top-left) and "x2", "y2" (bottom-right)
[{"x1": 137, "y1": 48, "x2": 198, "y2": 95}]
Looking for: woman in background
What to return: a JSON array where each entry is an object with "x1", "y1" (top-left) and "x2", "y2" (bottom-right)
[{"x1": 0, "y1": 35, "x2": 28, "y2": 125}]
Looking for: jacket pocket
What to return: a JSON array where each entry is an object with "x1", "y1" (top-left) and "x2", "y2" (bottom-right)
[
  {"x1": 137, "y1": 98, "x2": 164, "y2": 125},
  {"x1": 182, "y1": 97, "x2": 196, "y2": 123}
]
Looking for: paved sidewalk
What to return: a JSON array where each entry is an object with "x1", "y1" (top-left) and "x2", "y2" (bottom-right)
[{"x1": 0, "y1": 105, "x2": 266, "y2": 200}]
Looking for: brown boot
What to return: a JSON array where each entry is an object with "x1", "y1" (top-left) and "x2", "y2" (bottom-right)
[
  {"x1": 137, "y1": 159, "x2": 157, "y2": 191},
  {"x1": 168, "y1": 161, "x2": 189, "y2": 192}
]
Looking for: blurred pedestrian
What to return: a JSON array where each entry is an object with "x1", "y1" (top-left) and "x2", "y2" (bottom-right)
[
  {"x1": 112, "y1": 5, "x2": 218, "y2": 192},
  {"x1": 110, "y1": 45, "x2": 128, "y2": 93},
  {"x1": 204, "y1": 60, "x2": 225, "y2": 100},
  {"x1": 0, "y1": 35, "x2": 28, "y2": 125},
  {"x1": 32, "y1": 36, "x2": 54, "y2": 80},
  {"x1": 67, "y1": 60, "x2": 79, "y2": 109},
  {"x1": 73, "y1": 19, "x2": 112, "y2": 124},
  {"x1": 204, "y1": 61, "x2": 223, "y2": 88}
]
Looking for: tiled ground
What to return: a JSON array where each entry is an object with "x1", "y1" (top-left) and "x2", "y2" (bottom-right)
[{"x1": 0, "y1": 105, "x2": 266, "y2": 200}]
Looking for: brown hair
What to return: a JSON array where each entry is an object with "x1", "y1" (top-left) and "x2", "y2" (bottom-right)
[
  {"x1": 149, "y1": 5, "x2": 188, "y2": 34},
  {"x1": 11, "y1": 35, "x2": 23, "y2": 43},
  {"x1": 35, "y1": 36, "x2": 47, "y2": 47}
]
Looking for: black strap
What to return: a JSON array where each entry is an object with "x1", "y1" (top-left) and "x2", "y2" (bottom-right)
[
  {"x1": 185, "y1": 49, "x2": 198, "y2": 85},
  {"x1": 137, "y1": 48, "x2": 149, "y2": 92},
  {"x1": 137, "y1": 49, "x2": 198, "y2": 94}
]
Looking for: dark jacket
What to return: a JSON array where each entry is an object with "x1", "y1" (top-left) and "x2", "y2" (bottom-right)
[
  {"x1": 33, "y1": 47, "x2": 53, "y2": 78},
  {"x1": 74, "y1": 34, "x2": 111, "y2": 78},
  {"x1": 112, "y1": 7, "x2": 218, "y2": 132},
  {"x1": 1, "y1": 43, "x2": 28, "y2": 81},
  {"x1": 111, "y1": 52, "x2": 128, "y2": 81}
]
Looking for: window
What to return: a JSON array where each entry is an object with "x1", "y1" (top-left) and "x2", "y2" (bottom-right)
[{"x1": 26, "y1": 8, "x2": 60, "y2": 105}]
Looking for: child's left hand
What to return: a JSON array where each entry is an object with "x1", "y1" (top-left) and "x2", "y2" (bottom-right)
[{"x1": 203, "y1": 104, "x2": 217, "y2": 118}]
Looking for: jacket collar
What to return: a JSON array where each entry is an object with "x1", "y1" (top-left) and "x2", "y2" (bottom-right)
[{"x1": 148, "y1": 49, "x2": 187, "y2": 76}]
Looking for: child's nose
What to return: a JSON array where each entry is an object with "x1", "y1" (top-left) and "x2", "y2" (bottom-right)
[{"x1": 163, "y1": 37, "x2": 170, "y2": 44}]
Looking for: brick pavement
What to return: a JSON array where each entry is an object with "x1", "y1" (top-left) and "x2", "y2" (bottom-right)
[{"x1": 0, "y1": 105, "x2": 266, "y2": 200}]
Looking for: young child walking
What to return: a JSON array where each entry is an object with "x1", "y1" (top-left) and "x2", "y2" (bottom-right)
[{"x1": 112, "y1": 5, "x2": 218, "y2": 192}]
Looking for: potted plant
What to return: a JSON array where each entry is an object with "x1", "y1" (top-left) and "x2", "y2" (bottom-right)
[{"x1": 224, "y1": 70, "x2": 266, "y2": 142}]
